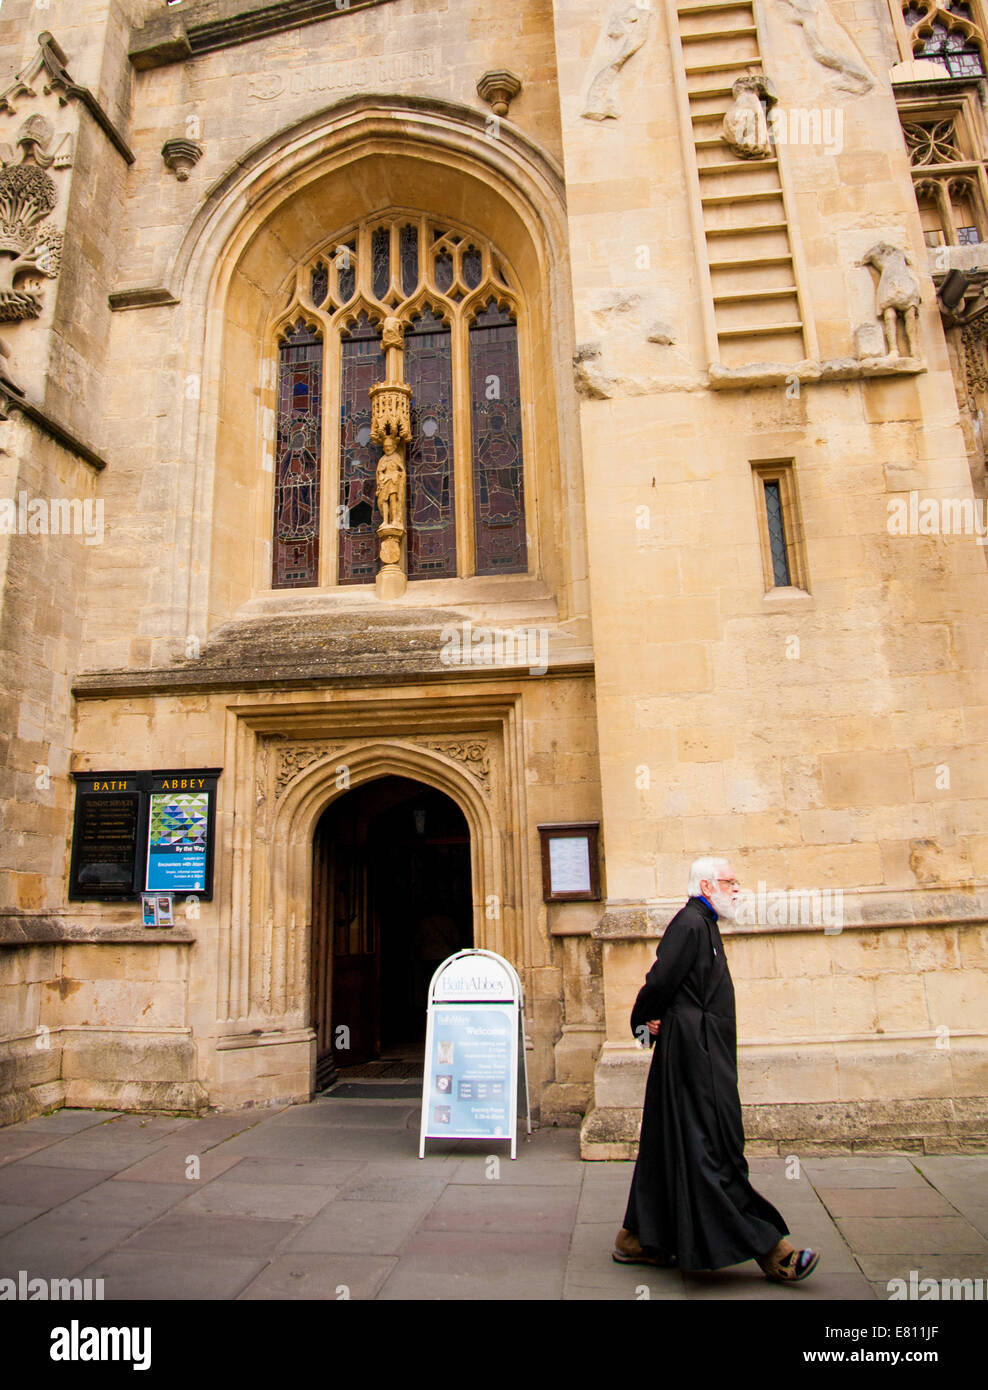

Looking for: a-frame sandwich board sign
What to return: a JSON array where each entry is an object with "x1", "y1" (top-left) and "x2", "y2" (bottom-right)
[{"x1": 419, "y1": 949, "x2": 531, "y2": 1159}]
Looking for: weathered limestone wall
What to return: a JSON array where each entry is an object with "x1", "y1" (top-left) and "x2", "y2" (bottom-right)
[
  {"x1": 0, "y1": 943, "x2": 63, "y2": 1125},
  {"x1": 0, "y1": 421, "x2": 100, "y2": 919},
  {"x1": 546, "y1": 1, "x2": 988, "y2": 1150},
  {"x1": 591, "y1": 919, "x2": 988, "y2": 1155},
  {"x1": 5, "y1": 668, "x2": 600, "y2": 1118},
  {"x1": 0, "y1": 932, "x2": 203, "y2": 1124}
]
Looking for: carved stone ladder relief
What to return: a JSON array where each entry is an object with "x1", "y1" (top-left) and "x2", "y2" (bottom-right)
[{"x1": 668, "y1": 0, "x2": 809, "y2": 368}]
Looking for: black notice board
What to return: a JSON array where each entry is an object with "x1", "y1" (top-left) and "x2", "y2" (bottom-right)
[{"x1": 69, "y1": 770, "x2": 221, "y2": 901}]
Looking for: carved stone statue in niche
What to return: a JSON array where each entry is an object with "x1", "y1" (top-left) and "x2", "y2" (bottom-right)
[
  {"x1": 775, "y1": 0, "x2": 874, "y2": 95},
  {"x1": 858, "y1": 243, "x2": 922, "y2": 359},
  {"x1": 375, "y1": 432, "x2": 406, "y2": 535},
  {"x1": 722, "y1": 76, "x2": 778, "y2": 159},
  {"x1": 581, "y1": 3, "x2": 651, "y2": 121}
]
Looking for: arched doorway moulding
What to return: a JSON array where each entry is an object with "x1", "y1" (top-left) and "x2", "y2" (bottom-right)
[
  {"x1": 228, "y1": 737, "x2": 521, "y2": 1034},
  {"x1": 161, "y1": 96, "x2": 584, "y2": 648}
]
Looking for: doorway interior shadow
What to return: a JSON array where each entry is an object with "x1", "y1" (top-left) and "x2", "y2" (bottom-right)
[{"x1": 311, "y1": 776, "x2": 473, "y2": 1092}]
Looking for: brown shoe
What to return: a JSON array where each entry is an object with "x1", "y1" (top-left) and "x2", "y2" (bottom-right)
[
  {"x1": 612, "y1": 1227, "x2": 677, "y2": 1267},
  {"x1": 757, "y1": 1238, "x2": 820, "y2": 1283}
]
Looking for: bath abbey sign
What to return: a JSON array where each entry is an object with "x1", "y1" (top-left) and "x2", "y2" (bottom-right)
[{"x1": 69, "y1": 771, "x2": 221, "y2": 902}]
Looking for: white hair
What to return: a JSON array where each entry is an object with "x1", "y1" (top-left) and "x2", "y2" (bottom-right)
[{"x1": 687, "y1": 856, "x2": 731, "y2": 896}]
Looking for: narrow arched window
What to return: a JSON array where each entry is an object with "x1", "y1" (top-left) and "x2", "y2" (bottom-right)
[
  {"x1": 406, "y1": 305, "x2": 456, "y2": 578},
  {"x1": 272, "y1": 318, "x2": 322, "y2": 589},
  {"x1": 338, "y1": 312, "x2": 383, "y2": 585},
  {"x1": 470, "y1": 299, "x2": 526, "y2": 575}
]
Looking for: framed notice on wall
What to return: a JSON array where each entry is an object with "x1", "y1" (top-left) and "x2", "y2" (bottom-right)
[
  {"x1": 69, "y1": 769, "x2": 221, "y2": 901},
  {"x1": 537, "y1": 822, "x2": 601, "y2": 901},
  {"x1": 68, "y1": 773, "x2": 143, "y2": 898}
]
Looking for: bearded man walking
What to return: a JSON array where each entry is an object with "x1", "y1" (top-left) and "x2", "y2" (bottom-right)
[{"x1": 614, "y1": 857, "x2": 820, "y2": 1283}]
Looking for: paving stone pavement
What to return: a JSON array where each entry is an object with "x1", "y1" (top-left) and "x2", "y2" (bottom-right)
[{"x1": 0, "y1": 1099, "x2": 985, "y2": 1301}]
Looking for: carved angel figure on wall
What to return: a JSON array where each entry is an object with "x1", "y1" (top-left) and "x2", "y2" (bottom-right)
[
  {"x1": 581, "y1": 3, "x2": 651, "y2": 121},
  {"x1": 775, "y1": 0, "x2": 874, "y2": 95}
]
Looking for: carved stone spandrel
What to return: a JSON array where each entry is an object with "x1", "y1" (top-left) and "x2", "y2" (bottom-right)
[
  {"x1": 275, "y1": 744, "x2": 347, "y2": 793},
  {"x1": 417, "y1": 738, "x2": 493, "y2": 793}
]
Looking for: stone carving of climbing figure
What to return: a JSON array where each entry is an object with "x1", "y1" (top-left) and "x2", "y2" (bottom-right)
[
  {"x1": 723, "y1": 77, "x2": 778, "y2": 159},
  {"x1": 776, "y1": 0, "x2": 874, "y2": 95},
  {"x1": 581, "y1": 3, "x2": 651, "y2": 121},
  {"x1": 859, "y1": 242, "x2": 922, "y2": 359},
  {"x1": 376, "y1": 433, "x2": 406, "y2": 530}
]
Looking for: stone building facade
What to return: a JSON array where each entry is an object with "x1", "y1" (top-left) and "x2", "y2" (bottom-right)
[{"x1": 0, "y1": 0, "x2": 985, "y2": 1155}]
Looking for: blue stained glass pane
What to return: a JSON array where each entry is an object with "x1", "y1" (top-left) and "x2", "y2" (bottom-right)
[
  {"x1": 405, "y1": 307, "x2": 456, "y2": 579},
  {"x1": 463, "y1": 247, "x2": 482, "y2": 289},
  {"x1": 401, "y1": 224, "x2": 419, "y2": 298},
  {"x1": 338, "y1": 317, "x2": 384, "y2": 584},
  {"x1": 337, "y1": 241, "x2": 356, "y2": 303},
  {"x1": 273, "y1": 320, "x2": 322, "y2": 589},
  {"x1": 435, "y1": 250, "x2": 453, "y2": 293},
  {"x1": 470, "y1": 300, "x2": 526, "y2": 575},
  {"x1": 310, "y1": 262, "x2": 328, "y2": 307},
  {"x1": 372, "y1": 226, "x2": 390, "y2": 301}
]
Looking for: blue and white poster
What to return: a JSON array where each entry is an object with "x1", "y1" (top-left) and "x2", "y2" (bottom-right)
[
  {"x1": 420, "y1": 950, "x2": 531, "y2": 1158},
  {"x1": 426, "y1": 1006, "x2": 513, "y2": 1136},
  {"x1": 145, "y1": 789, "x2": 210, "y2": 892}
]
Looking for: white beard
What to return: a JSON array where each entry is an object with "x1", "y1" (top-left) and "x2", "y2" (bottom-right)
[{"x1": 708, "y1": 889, "x2": 737, "y2": 922}]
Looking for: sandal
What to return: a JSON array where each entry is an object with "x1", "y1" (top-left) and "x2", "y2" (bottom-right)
[
  {"x1": 612, "y1": 1227, "x2": 678, "y2": 1268},
  {"x1": 758, "y1": 1239, "x2": 820, "y2": 1283}
]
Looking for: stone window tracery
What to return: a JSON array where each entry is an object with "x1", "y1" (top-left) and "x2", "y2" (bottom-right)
[
  {"x1": 271, "y1": 212, "x2": 527, "y2": 590},
  {"x1": 902, "y1": 2, "x2": 988, "y2": 75},
  {"x1": 897, "y1": 98, "x2": 988, "y2": 246}
]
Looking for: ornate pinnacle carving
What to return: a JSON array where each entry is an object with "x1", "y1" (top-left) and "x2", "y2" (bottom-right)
[
  {"x1": 477, "y1": 70, "x2": 522, "y2": 118},
  {"x1": 161, "y1": 137, "x2": 204, "y2": 181},
  {"x1": 0, "y1": 120, "x2": 65, "y2": 322},
  {"x1": 369, "y1": 316, "x2": 412, "y2": 594}
]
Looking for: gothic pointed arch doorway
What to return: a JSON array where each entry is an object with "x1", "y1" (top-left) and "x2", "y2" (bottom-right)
[{"x1": 310, "y1": 775, "x2": 473, "y2": 1088}]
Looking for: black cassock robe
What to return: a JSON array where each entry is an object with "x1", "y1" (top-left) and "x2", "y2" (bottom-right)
[{"x1": 622, "y1": 895, "x2": 788, "y2": 1270}]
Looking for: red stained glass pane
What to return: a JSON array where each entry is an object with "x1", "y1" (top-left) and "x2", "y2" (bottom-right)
[
  {"x1": 272, "y1": 320, "x2": 322, "y2": 589},
  {"x1": 470, "y1": 301, "x2": 526, "y2": 575},
  {"x1": 405, "y1": 307, "x2": 456, "y2": 579},
  {"x1": 338, "y1": 315, "x2": 384, "y2": 584}
]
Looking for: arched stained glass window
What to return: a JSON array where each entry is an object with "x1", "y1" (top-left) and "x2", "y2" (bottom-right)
[
  {"x1": 270, "y1": 212, "x2": 530, "y2": 588},
  {"x1": 470, "y1": 300, "x2": 526, "y2": 575},
  {"x1": 272, "y1": 319, "x2": 322, "y2": 589}
]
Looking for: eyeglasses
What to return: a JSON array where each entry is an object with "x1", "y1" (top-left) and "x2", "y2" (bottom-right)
[{"x1": 716, "y1": 878, "x2": 740, "y2": 889}]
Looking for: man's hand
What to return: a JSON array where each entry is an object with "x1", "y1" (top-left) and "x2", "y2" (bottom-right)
[{"x1": 647, "y1": 1020, "x2": 660, "y2": 1036}]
